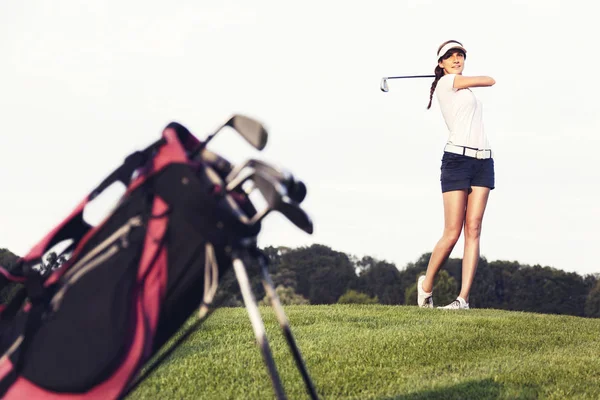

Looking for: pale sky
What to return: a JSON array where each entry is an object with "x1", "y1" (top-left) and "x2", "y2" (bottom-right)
[{"x1": 1, "y1": 1, "x2": 598, "y2": 275}]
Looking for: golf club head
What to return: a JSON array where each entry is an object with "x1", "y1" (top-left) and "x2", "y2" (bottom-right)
[
  {"x1": 276, "y1": 197, "x2": 313, "y2": 234},
  {"x1": 246, "y1": 160, "x2": 306, "y2": 203},
  {"x1": 224, "y1": 115, "x2": 268, "y2": 150},
  {"x1": 288, "y1": 180, "x2": 307, "y2": 204},
  {"x1": 250, "y1": 172, "x2": 313, "y2": 234},
  {"x1": 380, "y1": 78, "x2": 389, "y2": 92},
  {"x1": 198, "y1": 148, "x2": 234, "y2": 180},
  {"x1": 226, "y1": 159, "x2": 287, "y2": 186},
  {"x1": 226, "y1": 167, "x2": 256, "y2": 194},
  {"x1": 226, "y1": 159, "x2": 307, "y2": 203}
]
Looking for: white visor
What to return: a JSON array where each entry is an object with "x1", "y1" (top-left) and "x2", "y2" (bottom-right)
[{"x1": 437, "y1": 42, "x2": 467, "y2": 61}]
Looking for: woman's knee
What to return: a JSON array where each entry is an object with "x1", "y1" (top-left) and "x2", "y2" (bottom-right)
[
  {"x1": 465, "y1": 218, "x2": 482, "y2": 240},
  {"x1": 442, "y1": 227, "x2": 462, "y2": 246}
]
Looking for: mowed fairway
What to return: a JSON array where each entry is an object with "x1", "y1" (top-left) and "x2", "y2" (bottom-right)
[{"x1": 128, "y1": 305, "x2": 600, "y2": 399}]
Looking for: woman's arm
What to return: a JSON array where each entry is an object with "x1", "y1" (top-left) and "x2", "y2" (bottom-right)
[{"x1": 453, "y1": 75, "x2": 495, "y2": 89}]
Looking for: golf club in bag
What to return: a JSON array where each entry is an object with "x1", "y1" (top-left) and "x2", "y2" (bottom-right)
[
  {"x1": 0, "y1": 115, "x2": 318, "y2": 400},
  {"x1": 380, "y1": 75, "x2": 435, "y2": 92}
]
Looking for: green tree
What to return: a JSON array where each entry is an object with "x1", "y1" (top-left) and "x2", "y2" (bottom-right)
[
  {"x1": 500, "y1": 264, "x2": 590, "y2": 316},
  {"x1": 338, "y1": 289, "x2": 378, "y2": 305},
  {"x1": 404, "y1": 284, "x2": 417, "y2": 305},
  {"x1": 434, "y1": 270, "x2": 459, "y2": 305},
  {"x1": 259, "y1": 285, "x2": 309, "y2": 306},
  {"x1": 0, "y1": 248, "x2": 23, "y2": 304},
  {"x1": 355, "y1": 257, "x2": 403, "y2": 304},
  {"x1": 585, "y1": 280, "x2": 600, "y2": 318},
  {"x1": 277, "y1": 244, "x2": 357, "y2": 304},
  {"x1": 0, "y1": 248, "x2": 20, "y2": 270}
]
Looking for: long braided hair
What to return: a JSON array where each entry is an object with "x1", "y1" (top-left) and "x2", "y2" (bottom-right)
[{"x1": 427, "y1": 40, "x2": 465, "y2": 110}]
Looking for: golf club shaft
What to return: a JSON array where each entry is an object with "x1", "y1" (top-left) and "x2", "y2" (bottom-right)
[
  {"x1": 259, "y1": 257, "x2": 319, "y2": 400},
  {"x1": 233, "y1": 258, "x2": 287, "y2": 400},
  {"x1": 385, "y1": 75, "x2": 434, "y2": 79}
]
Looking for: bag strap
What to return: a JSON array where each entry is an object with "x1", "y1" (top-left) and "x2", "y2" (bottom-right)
[
  {"x1": 90, "y1": 138, "x2": 166, "y2": 200},
  {"x1": 20, "y1": 137, "x2": 168, "y2": 278},
  {"x1": 11, "y1": 274, "x2": 51, "y2": 374}
]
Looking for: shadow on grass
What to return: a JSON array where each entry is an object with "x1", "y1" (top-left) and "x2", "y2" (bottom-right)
[{"x1": 378, "y1": 378, "x2": 539, "y2": 400}]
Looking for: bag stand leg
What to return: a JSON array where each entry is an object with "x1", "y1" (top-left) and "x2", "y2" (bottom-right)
[
  {"x1": 232, "y1": 258, "x2": 286, "y2": 400},
  {"x1": 258, "y1": 256, "x2": 319, "y2": 400}
]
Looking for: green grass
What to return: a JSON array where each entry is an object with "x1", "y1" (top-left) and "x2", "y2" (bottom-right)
[{"x1": 128, "y1": 305, "x2": 600, "y2": 399}]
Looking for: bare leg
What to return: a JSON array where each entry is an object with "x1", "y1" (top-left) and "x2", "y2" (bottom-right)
[
  {"x1": 459, "y1": 186, "x2": 490, "y2": 302},
  {"x1": 422, "y1": 189, "x2": 468, "y2": 293}
]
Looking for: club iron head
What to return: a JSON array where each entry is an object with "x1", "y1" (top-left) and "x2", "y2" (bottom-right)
[
  {"x1": 224, "y1": 115, "x2": 268, "y2": 150},
  {"x1": 227, "y1": 159, "x2": 288, "y2": 185},
  {"x1": 380, "y1": 78, "x2": 389, "y2": 92},
  {"x1": 250, "y1": 172, "x2": 313, "y2": 234},
  {"x1": 196, "y1": 114, "x2": 269, "y2": 157},
  {"x1": 226, "y1": 159, "x2": 307, "y2": 203}
]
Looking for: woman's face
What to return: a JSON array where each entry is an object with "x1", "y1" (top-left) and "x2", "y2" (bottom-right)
[{"x1": 438, "y1": 51, "x2": 465, "y2": 75}]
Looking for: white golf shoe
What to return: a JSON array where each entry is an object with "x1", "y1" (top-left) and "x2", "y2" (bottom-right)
[
  {"x1": 438, "y1": 297, "x2": 469, "y2": 310},
  {"x1": 417, "y1": 275, "x2": 433, "y2": 308}
]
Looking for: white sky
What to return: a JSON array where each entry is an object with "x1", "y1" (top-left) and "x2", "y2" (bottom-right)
[{"x1": 1, "y1": 1, "x2": 598, "y2": 275}]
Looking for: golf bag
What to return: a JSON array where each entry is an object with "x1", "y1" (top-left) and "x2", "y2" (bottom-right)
[{"x1": 0, "y1": 117, "x2": 317, "y2": 399}]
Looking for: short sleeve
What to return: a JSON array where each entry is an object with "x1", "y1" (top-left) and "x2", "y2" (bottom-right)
[{"x1": 436, "y1": 74, "x2": 457, "y2": 93}]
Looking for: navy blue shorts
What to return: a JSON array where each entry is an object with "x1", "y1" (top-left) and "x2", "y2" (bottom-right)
[{"x1": 440, "y1": 152, "x2": 495, "y2": 193}]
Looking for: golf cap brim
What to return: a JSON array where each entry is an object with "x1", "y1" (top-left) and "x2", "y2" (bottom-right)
[{"x1": 437, "y1": 42, "x2": 467, "y2": 61}]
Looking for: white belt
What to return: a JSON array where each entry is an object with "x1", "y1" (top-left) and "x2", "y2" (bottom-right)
[{"x1": 444, "y1": 144, "x2": 493, "y2": 160}]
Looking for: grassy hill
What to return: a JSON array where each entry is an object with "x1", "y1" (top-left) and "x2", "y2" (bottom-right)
[{"x1": 128, "y1": 305, "x2": 600, "y2": 399}]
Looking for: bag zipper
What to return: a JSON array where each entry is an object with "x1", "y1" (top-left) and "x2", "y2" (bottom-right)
[{"x1": 50, "y1": 216, "x2": 143, "y2": 311}]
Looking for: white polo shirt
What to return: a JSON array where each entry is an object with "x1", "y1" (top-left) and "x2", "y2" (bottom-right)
[{"x1": 435, "y1": 73, "x2": 491, "y2": 150}]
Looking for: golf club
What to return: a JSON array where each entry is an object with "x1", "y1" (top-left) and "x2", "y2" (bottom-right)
[
  {"x1": 232, "y1": 257, "x2": 286, "y2": 400},
  {"x1": 203, "y1": 155, "x2": 312, "y2": 234},
  {"x1": 254, "y1": 250, "x2": 319, "y2": 400},
  {"x1": 191, "y1": 114, "x2": 269, "y2": 158},
  {"x1": 186, "y1": 156, "x2": 315, "y2": 399},
  {"x1": 248, "y1": 172, "x2": 313, "y2": 234},
  {"x1": 226, "y1": 159, "x2": 307, "y2": 204},
  {"x1": 224, "y1": 164, "x2": 312, "y2": 234},
  {"x1": 380, "y1": 75, "x2": 435, "y2": 92}
]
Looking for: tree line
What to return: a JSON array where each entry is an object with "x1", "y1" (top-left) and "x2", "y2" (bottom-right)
[
  {"x1": 2, "y1": 245, "x2": 600, "y2": 318},
  {"x1": 215, "y1": 245, "x2": 600, "y2": 318}
]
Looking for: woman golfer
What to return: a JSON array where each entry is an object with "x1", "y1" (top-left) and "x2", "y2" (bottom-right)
[{"x1": 417, "y1": 40, "x2": 495, "y2": 309}]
